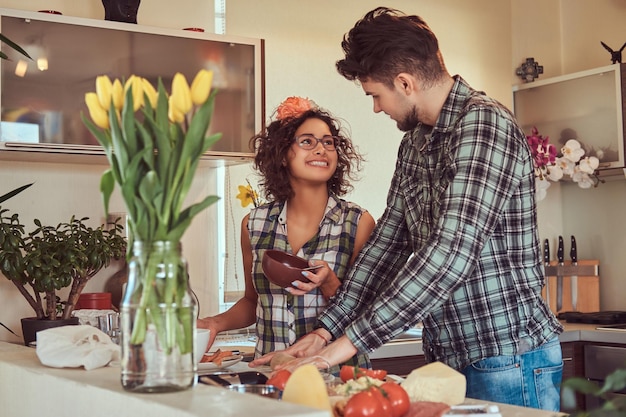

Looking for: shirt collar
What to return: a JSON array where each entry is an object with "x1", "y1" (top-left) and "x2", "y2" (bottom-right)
[
  {"x1": 273, "y1": 194, "x2": 343, "y2": 226},
  {"x1": 434, "y1": 75, "x2": 477, "y2": 134}
]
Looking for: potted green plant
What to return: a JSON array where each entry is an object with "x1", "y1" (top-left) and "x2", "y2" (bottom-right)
[
  {"x1": 0, "y1": 188, "x2": 126, "y2": 344},
  {"x1": 0, "y1": 183, "x2": 33, "y2": 337}
]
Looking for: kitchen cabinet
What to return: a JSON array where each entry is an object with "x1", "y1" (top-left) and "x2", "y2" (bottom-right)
[
  {"x1": 371, "y1": 354, "x2": 426, "y2": 377},
  {"x1": 560, "y1": 339, "x2": 626, "y2": 412},
  {"x1": 512, "y1": 63, "x2": 626, "y2": 178},
  {"x1": 583, "y1": 343, "x2": 626, "y2": 410},
  {"x1": 0, "y1": 8, "x2": 265, "y2": 165}
]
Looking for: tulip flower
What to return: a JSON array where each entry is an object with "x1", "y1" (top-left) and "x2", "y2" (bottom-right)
[
  {"x1": 85, "y1": 92, "x2": 109, "y2": 129},
  {"x1": 170, "y1": 72, "x2": 192, "y2": 115},
  {"x1": 96, "y1": 75, "x2": 113, "y2": 110},
  {"x1": 168, "y1": 96, "x2": 185, "y2": 123},
  {"x1": 190, "y1": 69, "x2": 213, "y2": 105},
  {"x1": 112, "y1": 79, "x2": 124, "y2": 111},
  {"x1": 141, "y1": 77, "x2": 158, "y2": 108},
  {"x1": 124, "y1": 75, "x2": 144, "y2": 111}
]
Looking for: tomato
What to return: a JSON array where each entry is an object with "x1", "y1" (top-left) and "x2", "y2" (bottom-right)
[
  {"x1": 365, "y1": 369, "x2": 388, "y2": 380},
  {"x1": 368, "y1": 387, "x2": 393, "y2": 416},
  {"x1": 379, "y1": 382, "x2": 410, "y2": 417},
  {"x1": 340, "y1": 365, "x2": 362, "y2": 382},
  {"x1": 344, "y1": 390, "x2": 392, "y2": 417},
  {"x1": 266, "y1": 369, "x2": 291, "y2": 390},
  {"x1": 340, "y1": 365, "x2": 388, "y2": 382}
]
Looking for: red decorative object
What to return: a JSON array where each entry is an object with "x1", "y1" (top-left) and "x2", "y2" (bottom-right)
[{"x1": 75, "y1": 292, "x2": 112, "y2": 310}]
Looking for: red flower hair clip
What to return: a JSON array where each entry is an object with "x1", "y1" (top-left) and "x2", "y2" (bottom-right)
[{"x1": 275, "y1": 96, "x2": 317, "y2": 121}]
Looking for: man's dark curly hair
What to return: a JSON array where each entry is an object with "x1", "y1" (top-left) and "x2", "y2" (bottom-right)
[
  {"x1": 336, "y1": 7, "x2": 447, "y2": 88},
  {"x1": 249, "y1": 109, "x2": 364, "y2": 203}
]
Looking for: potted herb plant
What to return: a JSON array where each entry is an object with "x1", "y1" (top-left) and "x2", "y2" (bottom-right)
[{"x1": 0, "y1": 186, "x2": 126, "y2": 345}]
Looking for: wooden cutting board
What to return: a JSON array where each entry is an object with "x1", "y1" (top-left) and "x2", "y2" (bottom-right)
[{"x1": 542, "y1": 259, "x2": 600, "y2": 314}]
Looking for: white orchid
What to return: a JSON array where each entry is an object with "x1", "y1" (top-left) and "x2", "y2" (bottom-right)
[
  {"x1": 546, "y1": 164, "x2": 564, "y2": 182},
  {"x1": 578, "y1": 156, "x2": 600, "y2": 174},
  {"x1": 572, "y1": 169, "x2": 596, "y2": 189},
  {"x1": 555, "y1": 156, "x2": 576, "y2": 176},
  {"x1": 535, "y1": 177, "x2": 551, "y2": 201},
  {"x1": 561, "y1": 139, "x2": 586, "y2": 162}
]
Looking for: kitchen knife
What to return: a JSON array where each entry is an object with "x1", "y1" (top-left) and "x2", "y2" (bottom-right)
[
  {"x1": 556, "y1": 236, "x2": 564, "y2": 312},
  {"x1": 543, "y1": 239, "x2": 550, "y2": 308},
  {"x1": 570, "y1": 235, "x2": 578, "y2": 311}
]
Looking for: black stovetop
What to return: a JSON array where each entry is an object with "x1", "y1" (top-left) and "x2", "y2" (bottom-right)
[{"x1": 557, "y1": 311, "x2": 626, "y2": 325}]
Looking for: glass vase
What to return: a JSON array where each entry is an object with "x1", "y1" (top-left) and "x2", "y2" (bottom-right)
[{"x1": 120, "y1": 240, "x2": 197, "y2": 392}]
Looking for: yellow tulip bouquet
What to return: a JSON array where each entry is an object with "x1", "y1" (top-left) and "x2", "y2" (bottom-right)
[{"x1": 82, "y1": 70, "x2": 221, "y2": 361}]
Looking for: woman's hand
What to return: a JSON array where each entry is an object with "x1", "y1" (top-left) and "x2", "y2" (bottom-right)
[
  {"x1": 251, "y1": 335, "x2": 358, "y2": 374},
  {"x1": 248, "y1": 328, "x2": 330, "y2": 367},
  {"x1": 196, "y1": 316, "x2": 219, "y2": 351},
  {"x1": 286, "y1": 260, "x2": 340, "y2": 298}
]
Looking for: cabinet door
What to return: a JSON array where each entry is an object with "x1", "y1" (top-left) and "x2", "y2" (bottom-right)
[
  {"x1": 371, "y1": 355, "x2": 427, "y2": 377},
  {"x1": 561, "y1": 341, "x2": 585, "y2": 412}
]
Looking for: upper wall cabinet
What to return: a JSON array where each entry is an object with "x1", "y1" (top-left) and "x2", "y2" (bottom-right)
[
  {"x1": 513, "y1": 63, "x2": 626, "y2": 178},
  {"x1": 0, "y1": 8, "x2": 264, "y2": 165}
]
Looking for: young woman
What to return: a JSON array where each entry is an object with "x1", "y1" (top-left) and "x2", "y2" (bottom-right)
[{"x1": 198, "y1": 97, "x2": 375, "y2": 372}]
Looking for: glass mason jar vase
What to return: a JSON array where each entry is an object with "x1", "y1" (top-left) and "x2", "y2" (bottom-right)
[{"x1": 120, "y1": 240, "x2": 197, "y2": 392}]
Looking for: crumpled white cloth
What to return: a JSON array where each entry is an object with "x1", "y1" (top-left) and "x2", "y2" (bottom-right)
[
  {"x1": 36, "y1": 325, "x2": 120, "y2": 370},
  {"x1": 73, "y1": 309, "x2": 117, "y2": 326}
]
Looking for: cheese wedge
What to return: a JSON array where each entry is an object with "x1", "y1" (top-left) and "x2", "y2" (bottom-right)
[
  {"x1": 401, "y1": 361, "x2": 466, "y2": 406},
  {"x1": 281, "y1": 364, "x2": 332, "y2": 412}
]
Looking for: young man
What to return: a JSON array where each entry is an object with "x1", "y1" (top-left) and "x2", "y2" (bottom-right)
[{"x1": 251, "y1": 7, "x2": 563, "y2": 411}]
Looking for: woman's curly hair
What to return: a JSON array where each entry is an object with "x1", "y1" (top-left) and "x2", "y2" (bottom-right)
[{"x1": 249, "y1": 108, "x2": 364, "y2": 203}]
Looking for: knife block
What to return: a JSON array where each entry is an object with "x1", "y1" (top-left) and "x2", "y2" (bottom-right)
[{"x1": 542, "y1": 259, "x2": 600, "y2": 314}]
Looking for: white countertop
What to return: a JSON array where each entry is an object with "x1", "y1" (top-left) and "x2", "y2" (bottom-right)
[
  {"x1": 0, "y1": 341, "x2": 328, "y2": 417},
  {"x1": 0, "y1": 340, "x2": 562, "y2": 417},
  {"x1": 370, "y1": 321, "x2": 626, "y2": 359}
]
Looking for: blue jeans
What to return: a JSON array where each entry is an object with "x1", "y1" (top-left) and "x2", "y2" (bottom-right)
[{"x1": 460, "y1": 337, "x2": 563, "y2": 411}]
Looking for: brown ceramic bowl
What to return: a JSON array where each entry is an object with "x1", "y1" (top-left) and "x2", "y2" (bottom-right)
[{"x1": 261, "y1": 250, "x2": 316, "y2": 288}]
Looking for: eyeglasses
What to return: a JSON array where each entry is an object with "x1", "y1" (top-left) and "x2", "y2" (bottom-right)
[{"x1": 294, "y1": 134, "x2": 339, "y2": 151}]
